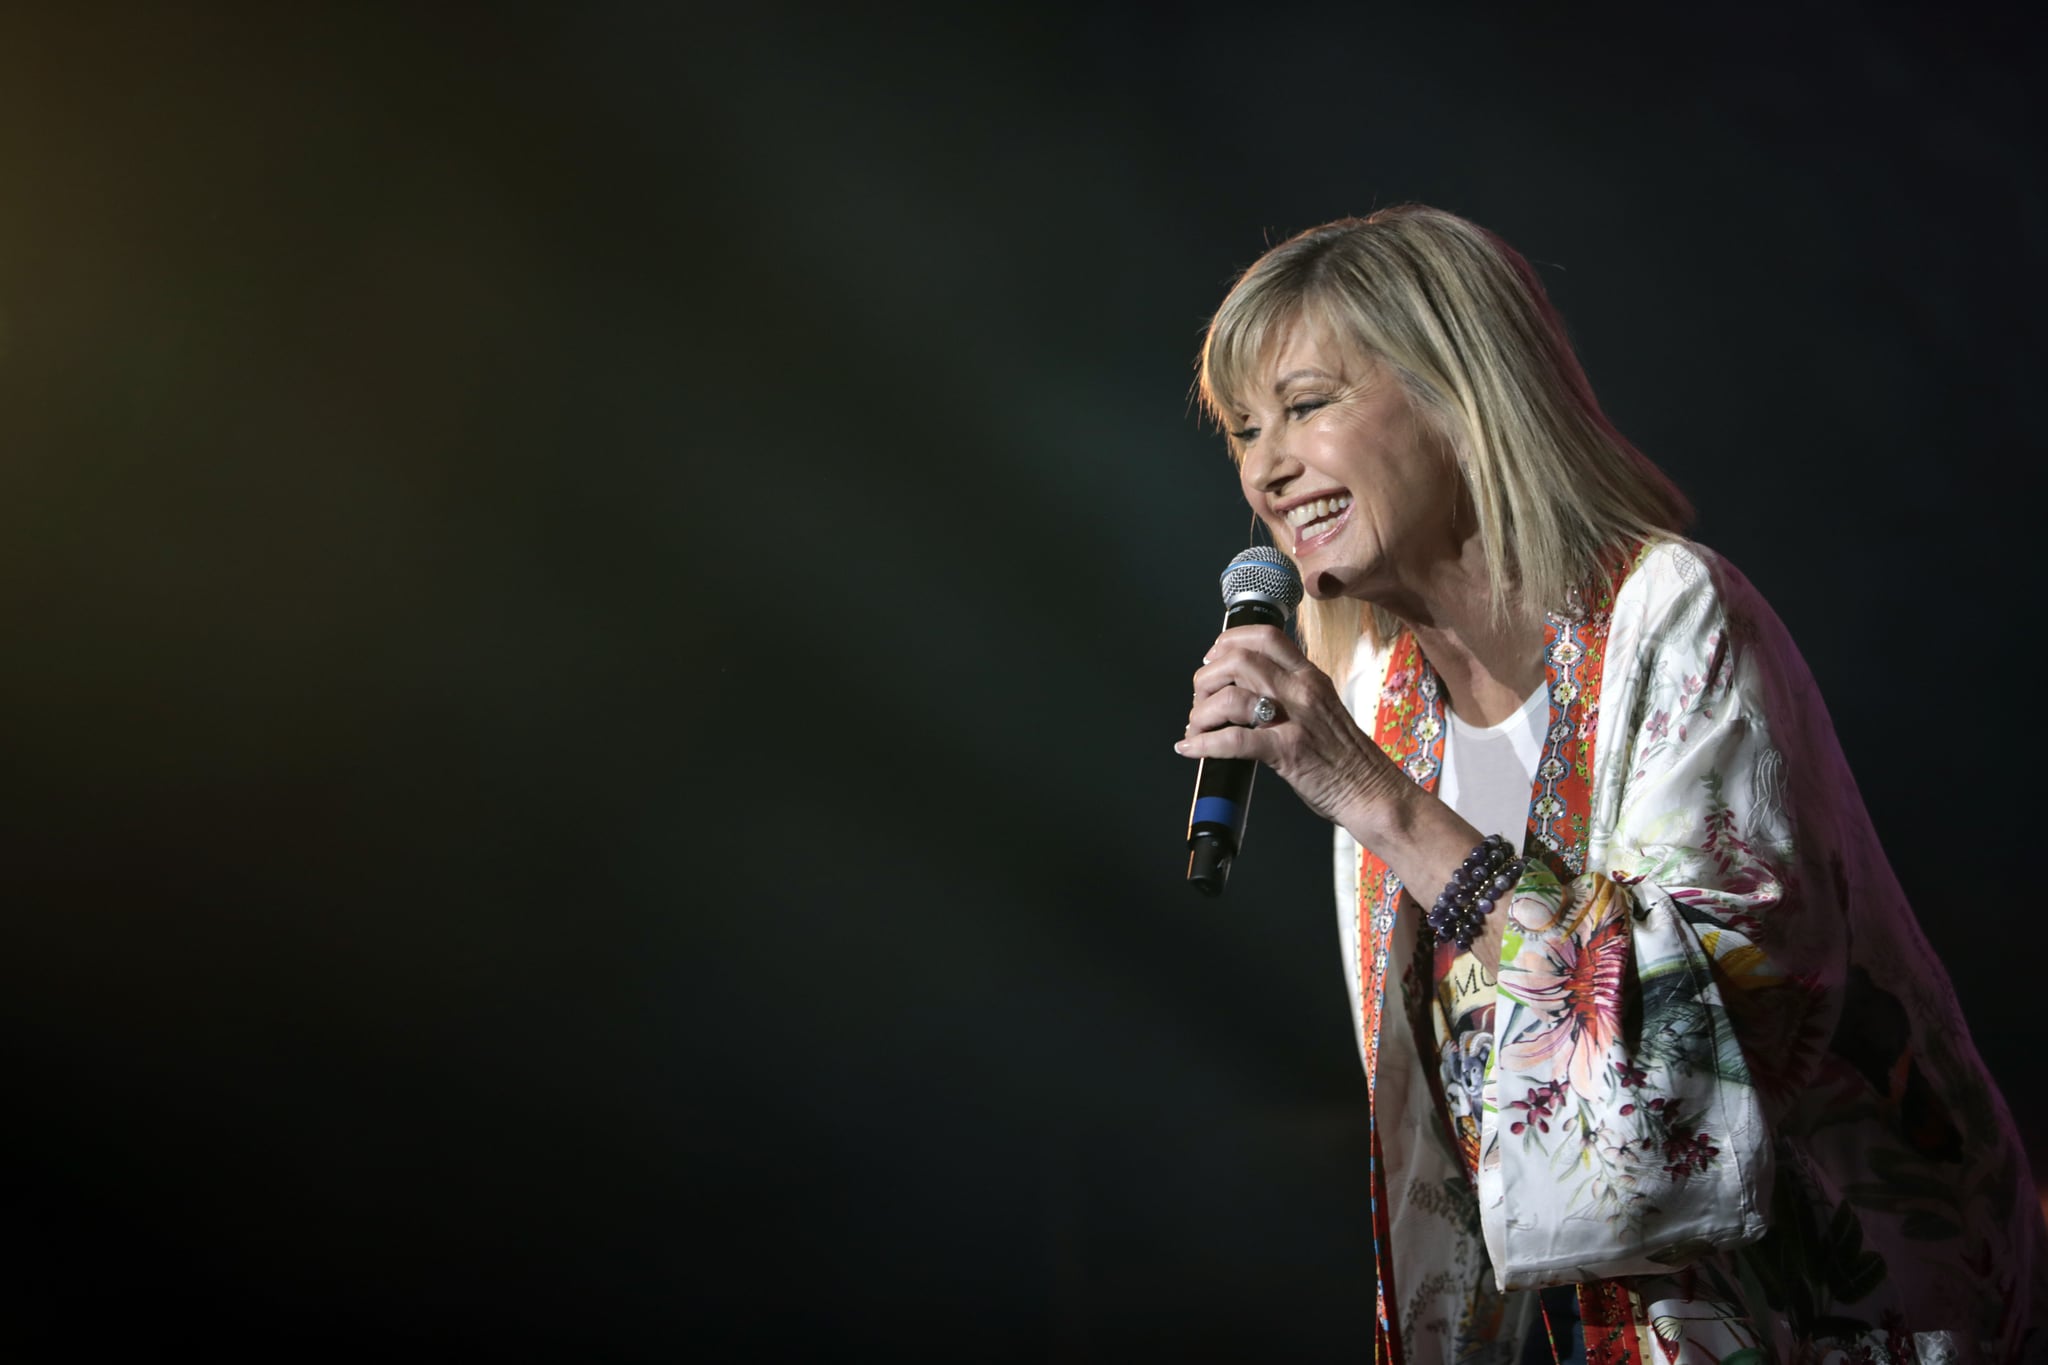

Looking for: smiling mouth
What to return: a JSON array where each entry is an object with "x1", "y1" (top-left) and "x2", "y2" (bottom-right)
[{"x1": 1284, "y1": 494, "x2": 1352, "y2": 546}]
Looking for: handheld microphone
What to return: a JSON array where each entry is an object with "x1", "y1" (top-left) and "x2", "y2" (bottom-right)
[{"x1": 1186, "y1": 547, "x2": 1303, "y2": 896}]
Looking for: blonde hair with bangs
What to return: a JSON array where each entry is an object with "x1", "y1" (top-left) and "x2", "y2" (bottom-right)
[{"x1": 1197, "y1": 206, "x2": 1691, "y2": 680}]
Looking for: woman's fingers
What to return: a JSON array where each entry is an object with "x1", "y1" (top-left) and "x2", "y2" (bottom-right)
[
  {"x1": 1175, "y1": 721, "x2": 1269, "y2": 762},
  {"x1": 1191, "y1": 657, "x2": 1284, "y2": 707},
  {"x1": 1192, "y1": 634, "x2": 1301, "y2": 701},
  {"x1": 1177, "y1": 634, "x2": 1397, "y2": 832},
  {"x1": 1184, "y1": 626, "x2": 1319, "y2": 747},
  {"x1": 1195, "y1": 625, "x2": 1304, "y2": 678},
  {"x1": 1184, "y1": 684, "x2": 1281, "y2": 736}
]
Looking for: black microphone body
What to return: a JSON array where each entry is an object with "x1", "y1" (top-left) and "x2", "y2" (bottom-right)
[
  {"x1": 1186, "y1": 596, "x2": 1288, "y2": 894},
  {"x1": 1186, "y1": 547, "x2": 1302, "y2": 896}
]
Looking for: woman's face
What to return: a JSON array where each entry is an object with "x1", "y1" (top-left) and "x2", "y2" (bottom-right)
[{"x1": 1230, "y1": 318, "x2": 1465, "y2": 603}]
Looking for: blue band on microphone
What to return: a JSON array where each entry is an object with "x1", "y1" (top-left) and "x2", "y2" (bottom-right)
[{"x1": 1191, "y1": 797, "x2": 1241, "y2": 830}]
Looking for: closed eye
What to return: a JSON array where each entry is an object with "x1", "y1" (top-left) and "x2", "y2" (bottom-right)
[{"x1": 1287, "y1": 399, "x2": 1327, "y2": 419}]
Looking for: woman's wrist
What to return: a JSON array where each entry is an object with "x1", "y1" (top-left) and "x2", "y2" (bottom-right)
[
  {"x1": 1348, "y1": 783, "x2": 1504, "y2": 943},
  {"x1": 1342, "y1": 770, "x2": 1439, "y2": 863}
]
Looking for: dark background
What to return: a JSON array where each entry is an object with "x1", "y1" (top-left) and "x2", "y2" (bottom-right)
[{"x1": 3, "y1": 2, "x2": 2041, "y2": 1359}]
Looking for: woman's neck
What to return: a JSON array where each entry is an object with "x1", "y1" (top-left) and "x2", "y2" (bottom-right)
[
  {"x1": 1412, "y1": 612, "x2": 1546, "y2": 727},
  {"x1": 1373, "y1": 541, "x2": 1547, "y2": 728}
]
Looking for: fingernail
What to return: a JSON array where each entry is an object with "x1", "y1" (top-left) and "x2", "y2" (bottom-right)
[
  {"x1": 1201, "y1": 654, "x2": 1212, "y2": 664},
  {"x1": 1173, "y1": 740, "x2": 1189, "y2": 754}
]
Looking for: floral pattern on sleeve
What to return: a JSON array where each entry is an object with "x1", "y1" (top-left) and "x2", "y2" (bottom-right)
[{"x1": 1480, "y1": 863, "x2": 1770, "y2": 1283}]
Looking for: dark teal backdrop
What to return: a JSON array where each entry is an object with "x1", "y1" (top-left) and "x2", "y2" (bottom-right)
[{"x1": 3, "y1": 3, "x2": 2040, "y2": 1358}]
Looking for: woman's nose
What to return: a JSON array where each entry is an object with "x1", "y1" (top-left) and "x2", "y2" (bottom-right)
[{"x1": 1241, "y1": 435, "x2": 1298, "y2": 497}]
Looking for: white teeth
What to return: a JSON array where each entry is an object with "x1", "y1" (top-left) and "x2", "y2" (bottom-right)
[{"x1": 1284, "y1": 494, "x2": 1352, "y2": 530}]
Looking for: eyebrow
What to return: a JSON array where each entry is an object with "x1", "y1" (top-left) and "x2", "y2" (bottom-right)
[{"x1": 1270, "y1": 367, "x2": 1336, "y2": 391}]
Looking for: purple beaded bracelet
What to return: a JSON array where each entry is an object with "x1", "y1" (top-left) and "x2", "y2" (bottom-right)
[{"x1": 1426, "y1": 832, "x2": 1525, "y2": 950}]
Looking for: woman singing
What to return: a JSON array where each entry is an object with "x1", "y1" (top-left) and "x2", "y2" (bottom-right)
[{"x1": 1174, "y1": 207, "x2": 2045, "y2": 1364}]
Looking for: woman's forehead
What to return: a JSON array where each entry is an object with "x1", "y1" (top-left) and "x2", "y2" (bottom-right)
[
  {"x1": 1207, "y1": 295, "x2": 1372, "y2": 419},
  {"x1": 1231, "y1": 316, "x2": 1376, "y2": 408},
  {"x1": 1263, "y1": 315, "x2": 1371, "y2": 379}
]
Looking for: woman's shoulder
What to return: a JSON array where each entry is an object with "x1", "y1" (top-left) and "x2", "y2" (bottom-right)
[
  {"x1": 1608, "y1": 537, "x2": 1816, "y2": 710},
  {"x1": 1620, "y1": 535, "x2": 1727, "y2": 605},
  {"x1": 1613, "y1": 536, "x2": 1776, "y2": 637}
]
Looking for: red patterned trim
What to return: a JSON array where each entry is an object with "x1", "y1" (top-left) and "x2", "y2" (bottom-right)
[
  {"x1": 1359, "y1": 630, "x2": 1446, "y2": 1103},
  {"x1": 1357, "y1": 630, "x2": 1440, "y2": 1365},
  {"x1": 1578, "y1": 1278, "x2": 1648, "y2": 1365},
  {"x1": 1528, "y1": 545, "x2": 1640, "y2": 881},
  {"x1": 1370, "y1": 1123, "x2": 1405, "y2": 1365}
]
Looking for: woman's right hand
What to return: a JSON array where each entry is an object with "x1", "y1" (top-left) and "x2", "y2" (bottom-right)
[{"x1": 1175, "y1": 622, "x2": 1406, "y2": 836}]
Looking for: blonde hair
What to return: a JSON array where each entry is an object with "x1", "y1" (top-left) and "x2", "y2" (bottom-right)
[{"x1": 1196, "y1": 205, "x2": 1691, "y2": 679}]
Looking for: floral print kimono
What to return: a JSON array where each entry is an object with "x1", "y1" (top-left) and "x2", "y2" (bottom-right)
[{"x1": 1332, "y1": 539, "x2": 2046, "y2": 1365}]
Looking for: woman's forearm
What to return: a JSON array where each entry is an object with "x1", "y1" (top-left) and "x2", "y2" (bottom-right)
[{"x1": 1342, "y1": 782, "x2": 1510, "y2": 967}]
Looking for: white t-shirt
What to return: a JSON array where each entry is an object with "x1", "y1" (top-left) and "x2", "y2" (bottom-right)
[{"x1": 1437, "y1": 681, "x2": 1549, "y2": 846}]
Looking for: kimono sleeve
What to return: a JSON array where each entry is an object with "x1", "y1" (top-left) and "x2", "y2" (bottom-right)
[{"x1": 1475, "y1": 545, "x2": 1803, "y2": 1290}]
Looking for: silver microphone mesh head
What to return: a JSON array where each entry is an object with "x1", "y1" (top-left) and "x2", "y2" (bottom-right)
[{"x1": 1219, "y1": 545, "x2": 1303, "y2": 616}]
